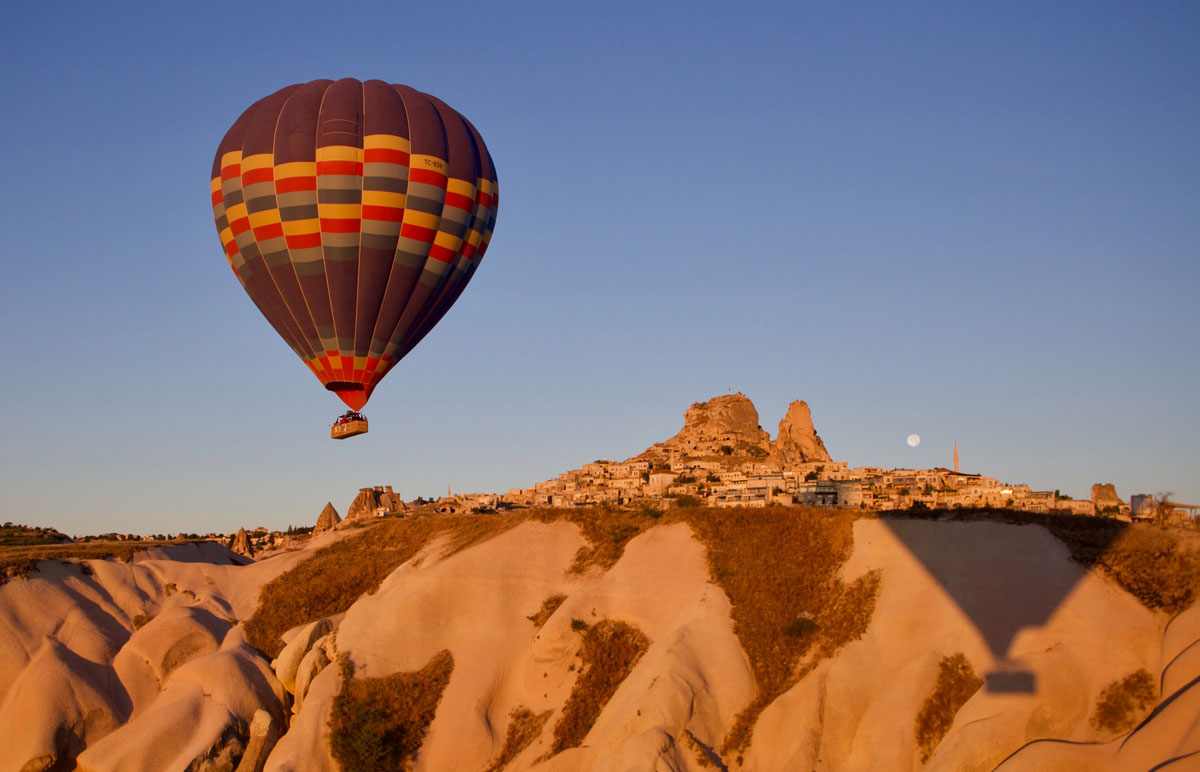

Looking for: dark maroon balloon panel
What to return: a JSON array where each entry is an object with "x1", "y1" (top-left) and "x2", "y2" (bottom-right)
[{"x1": 211, "y1": 79, "x2": 497, "y2": 410}]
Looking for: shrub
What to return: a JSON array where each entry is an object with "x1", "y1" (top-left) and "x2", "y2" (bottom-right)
[
  {"x1": 1092, "y1": 669, "x2": 1156, "y2": 735},
  {"x1": 671, "y1": 495, "x2": 702, "y2": 508},
  {"x1": 549, "y1": 620, "x2": 649, "y2": 754},
  {"x1": 131, "y1": 614, "x2": 153, "y2": 630},
  {"x1": 328, "y1": 650, "x2": 454, "y2": 772},
  {"x1": 634, "y1": 501, "x2": 662, "y2": 520},
  {"x1": 915, "y1": 653, "x2": 983, "y2": 762},
  {"x1": 784, "y1": 618, "x2": 817, "y2": 637},
  {"x1": 570, "y1": 618, "x2": 589, "y2": 632}
]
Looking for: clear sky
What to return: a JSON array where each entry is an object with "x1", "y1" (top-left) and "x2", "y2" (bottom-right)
[{"x1": 1, "y1": 1, "x2": 1197, "y2": 535}]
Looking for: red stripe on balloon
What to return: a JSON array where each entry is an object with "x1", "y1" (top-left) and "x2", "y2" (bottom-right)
[
  {"x1": 316, "y1": 160, "x2": 363, "y2": 176},
  {"x1": 362, "y1": 205, "x2": 405, "y2": 222},
  {"x1": 364, "y1": 148, "x2": 409, "y2": 164},
  {"x1": 275, "y1": 176, "x2": 317, "y2": 193},
  {"x1": 285, "y1": 233, "x2": 322, "y2": 249},
  {"x1": 320, "y1": 218, "x2": 362, "y2": 233}
]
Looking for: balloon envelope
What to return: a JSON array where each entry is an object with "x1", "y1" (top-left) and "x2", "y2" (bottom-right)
[{"x1": 210, "y1": 78, "x2": 498, "y2": 409}]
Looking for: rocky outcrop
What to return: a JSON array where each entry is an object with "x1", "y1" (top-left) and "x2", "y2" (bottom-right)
[
  {"x1": 234, "y1": 709, "x2": 277, "y2": 772},
  {"x1": 1091, "y1": 483, "x2": 1124, "y2": 511},
  {"x1": 230, "y1": 528, "x2": 253, "y2": 558},
  {"x1": 344, "y1": 489, "x2": 376, "y2": 521},
  {"x1": 648, "y1": 393, "x2": 772, "y2": 459},
  {"x1": 772, "y1": 400, "x2": 831, "y2": 465},
  {"x1": 313, "y1": 503, "x2": 340, "y2": 534},
  {"x1": 345, "y1": 486, "x2": 406, "y2": 521},
  {"x1": 639, "y1": 393, "x2": 833, "y2": 469}
]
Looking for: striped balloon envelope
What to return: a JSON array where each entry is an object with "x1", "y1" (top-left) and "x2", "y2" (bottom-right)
[{"x1": 210, "y1": 78, "x2": 498, "y2": 411}]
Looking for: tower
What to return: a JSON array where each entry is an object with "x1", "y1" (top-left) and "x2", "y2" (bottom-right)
[{"x1": 953, "y1": 442, "x2": 959, "y2": 474}]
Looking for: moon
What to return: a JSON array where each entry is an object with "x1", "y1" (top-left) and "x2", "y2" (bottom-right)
[{"x1": 907, "y1": 434, "x2": 921, "y2": 448}]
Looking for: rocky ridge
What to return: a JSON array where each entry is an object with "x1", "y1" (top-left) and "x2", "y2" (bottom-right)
[{"x1": 639, "y1": 392, "x2": 831, "y2": 468}]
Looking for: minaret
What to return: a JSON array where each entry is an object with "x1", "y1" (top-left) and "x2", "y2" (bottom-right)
[
  {"x1": 447, "y1": 484, "x2": 452, "y2": 498},
  {"x1": 953, "y1": 442, "x2": 959, "y2": 473}
]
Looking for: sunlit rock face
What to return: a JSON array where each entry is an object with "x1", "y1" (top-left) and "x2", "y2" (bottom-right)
[
  {"x1": 638, "y1": 393, "x2": 832, "y2": 469},
  {"x1": 313, "y1": 503, "x2": 340, "y2": 534},
  {"x1": 640, "y1": 392, "x2": 772, "y2": 462},
  {"x1": 773, "y1": 399, "x2": 832, "y2": 466},
  {"x1": 3, "y1": 516, "x2": 1197, "y2": 771}
]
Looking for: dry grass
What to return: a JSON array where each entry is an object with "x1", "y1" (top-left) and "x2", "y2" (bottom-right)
[
  {"x1": 668, "y1": 507, "x2": 879, "y2": 753},
  {"x1": 914, "y1": 653, "x2": 983, "y2": 762},
  {"x1": 1092, "y1": 669, "x2": 1157, "y2": 735},
  {"x1": 527, "y1": 594, "x2": 566, "y2": 629},
  {"x1": 245, "y1": 514, "x2": 523, "y2": 658},
  {"x1": 245, "y1": 518, "x2": 436, "y2": 658},
  {"x1": 328, "y1": 650, "x2": 453, "y2": 772},
  {"x1": 549, "y1": 620, "x2": 649, "y2": 755},
  {"x1": 531, "y1": 507, "x2": 660, "y2": 573},
  {"x1": 1095, "y1": 529, "x2": 1200, "y2": 614},
  {"x1": 484, "y1": 707, "x2": 552, "y2": 771},
  {"x1": 525, "y1": 505, "x2": 881, "y2": 753}
]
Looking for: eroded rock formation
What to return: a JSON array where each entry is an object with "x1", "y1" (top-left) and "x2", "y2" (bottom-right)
[
  {"x1": 313, "y1": 503, "x2": 340, "y2": 534},
  {"x1": 345, "y1": 486, "x2": 406, "y2": 521},
  {"x1": 773, "y1": 399, "x2": 832, "y2": 465},
  {"x1": 230, "y1": 527, "x2": 253, "y2": 558},
  {"x1": 647, "y1": 392, "x2": 772, "y2": 460}
]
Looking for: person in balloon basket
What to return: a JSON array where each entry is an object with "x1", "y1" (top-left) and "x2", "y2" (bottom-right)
[{"x1": 334, "y1": 411, "x2": 365, "y2": 427}]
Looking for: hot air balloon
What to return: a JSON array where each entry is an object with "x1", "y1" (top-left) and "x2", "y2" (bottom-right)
[{"x1": 210, "y1": 79, "x2": 498, "y2": 438}]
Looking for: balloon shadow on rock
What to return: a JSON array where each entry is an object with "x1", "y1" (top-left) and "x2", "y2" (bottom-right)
[{"x1": 878, "y1": 509, "x2": 1128, "y2": 694}]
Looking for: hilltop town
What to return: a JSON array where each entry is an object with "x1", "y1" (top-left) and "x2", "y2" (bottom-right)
[
  {"x1": 416, "y1": 393, "x2": 1184, "y2": 522},
  {"x1": 56, "y1": 393, "x2": 1189, "y2": 557}
]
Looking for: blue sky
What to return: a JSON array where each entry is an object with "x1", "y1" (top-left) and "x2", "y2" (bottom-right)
[{"x1": 1, "y1": 1, "x2": 1197, "y2": 535}]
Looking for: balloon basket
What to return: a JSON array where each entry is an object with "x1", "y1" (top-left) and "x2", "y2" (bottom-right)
[{"x1": 331, "y1": 419, "x2": 369, "y2": 440}]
